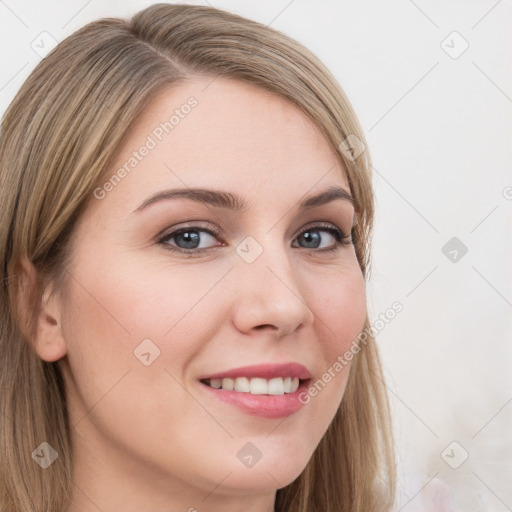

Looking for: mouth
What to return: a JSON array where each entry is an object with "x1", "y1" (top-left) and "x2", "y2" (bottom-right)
[
  {"x1": 198, "y1": 363, "x2": 312, "y2": 419},
  {"x1": 200, "y1": 376, "x2": 304, "y2": 395}
]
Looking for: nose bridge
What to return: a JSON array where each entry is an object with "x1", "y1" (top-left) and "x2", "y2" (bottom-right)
[
  {"x1": 231, "y1": 233, "x2": 314, "y2": 333},
  {"x1": 235, "y1": 233, "x2": 296, "y2": 289}
]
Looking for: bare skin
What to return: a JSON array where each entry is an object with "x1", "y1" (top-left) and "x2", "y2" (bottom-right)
[{"x1": 31, "y1": 76, "x2": 367, "y2": 512}]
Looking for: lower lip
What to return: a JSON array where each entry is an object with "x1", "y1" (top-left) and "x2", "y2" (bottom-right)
[{"x1": 200, "y1": 380, "x2": 310, "y2": 419}]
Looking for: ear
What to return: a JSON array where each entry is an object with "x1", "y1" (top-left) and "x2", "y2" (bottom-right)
[{"x1": 16, "y1": 256, "x2": 68, "y2": 362}]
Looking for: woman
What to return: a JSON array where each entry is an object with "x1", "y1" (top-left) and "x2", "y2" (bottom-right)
[{"x1": 0, "y1": 3, "x2": 395, "y2": 511}]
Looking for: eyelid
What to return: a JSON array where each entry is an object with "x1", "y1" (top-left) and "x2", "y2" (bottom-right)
[
  {"x1": 157, "y1": 220, "x2": 348, "y2": 241},
  {"x1": 157, "y1": 220, "x2": 224, "y2": 241},
  {"x1": 295, "y1": 220, "x2": 345, "y2": 235}
]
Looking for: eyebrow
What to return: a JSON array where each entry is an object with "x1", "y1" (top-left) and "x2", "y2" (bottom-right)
[{"x1": 131, "y1": 184, "x2": 354, "y2": 214}]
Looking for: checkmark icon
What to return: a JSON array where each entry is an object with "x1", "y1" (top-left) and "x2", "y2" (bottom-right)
[
  {"x1": 237, "y1": 442, "x2": 262, "y2": 468},
  {"x1": 236, "y1": 236, "x2": 263, "y2": 263},
  {"x1": 441, "y1": 236, "x2": 468, "y2": 263},
  {"x1": 441, "y1": 441, "x2": 469, "y2": 469},
  {"x1": 31, "y1": 442, "x2": 58, "y2": 468},
  {"x1": 338, "y1": 134, "x2": 365, "y2": 161},
  {"x1": 440, "y1": 31, "x2": 469, "y2": 60},
  {"x1": 133, "y1": 338, "x2": 161, "y2": 366},
  {"x1": 31, "y1": 31, "x2": 58, "y2": 58}
]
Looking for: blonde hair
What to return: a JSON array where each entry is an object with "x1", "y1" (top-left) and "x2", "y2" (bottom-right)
[{"x1": 0, "y1": 3, "x2": 395, "y2": 511}]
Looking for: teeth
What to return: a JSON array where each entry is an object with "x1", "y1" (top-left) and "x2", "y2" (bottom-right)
[
  {"x1": 268, "y1": 377, "x2": 285, "y2": 395},
  {"x1": 234, "y1": 377, "x2": 250, "y2": 393},
  {"x1": 210, "y1": 378, "x2": 222, "y2": 389},
  {"x1": 206, "y1": 376, "x2": 300, "y2": 395},
  {"x1": 250, "y1": 377, "x2": 268, "y2": 395},
  {"x1": 222, "y1": 377, "x2": 234, "y2": 391}
]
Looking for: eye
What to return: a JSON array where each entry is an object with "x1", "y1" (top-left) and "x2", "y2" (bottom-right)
[
  {"x1": 157, "y1": 221, "x2": 352, "y2": 255},
  {"x1": 158, "y1": 224, "x2": 224, "y2": 253},
  {"x1": 292, "y1": 223, "x2": 352, "y2": 253}
]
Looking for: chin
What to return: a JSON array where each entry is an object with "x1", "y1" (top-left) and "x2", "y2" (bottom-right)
[
  {"x1": 212, "y1": 441, "x2": 312, "y2": 493},
  {"x1": 217, "y1": 464, "x2": 306, "y2": 494}
]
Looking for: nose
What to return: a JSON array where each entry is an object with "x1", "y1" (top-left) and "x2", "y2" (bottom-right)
[{"x1": 230, "y1": 240, "x2": 315, "y2": 337}]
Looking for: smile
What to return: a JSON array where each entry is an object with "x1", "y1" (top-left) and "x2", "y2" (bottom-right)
[
  {"x1": 198, "y1": 363, "x2": 312, "y2": 419},
  {"x1": 202, "y1": 376, "x2": 301, "y2": 395}
]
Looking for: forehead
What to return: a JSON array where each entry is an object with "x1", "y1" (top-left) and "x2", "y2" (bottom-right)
[{"x1": 94, "y1": 76, "x2": 350, "y2": 216}]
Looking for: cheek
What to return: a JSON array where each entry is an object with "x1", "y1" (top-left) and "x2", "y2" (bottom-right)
[
  {"x1": 299, "y1": 264, "x2": 366, "y2": 430},
  {"x1": 308, "y1": 264, "x2": 367, "y2": 360},
  {"x1": 60, "y1": 252, "x2": 231, "y2": 396},
  {"x1": 59, "y1": 258, "x2": 229, "y2": 462}
]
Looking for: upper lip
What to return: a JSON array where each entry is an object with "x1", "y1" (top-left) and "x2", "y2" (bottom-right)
[{"x1": 200, "y1": 362, "x2": 312, "y2": 381}]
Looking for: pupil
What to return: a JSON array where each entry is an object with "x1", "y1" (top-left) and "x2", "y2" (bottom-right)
[{"x1": 177, "y1": 230, "x2": 200, "y2": 248}]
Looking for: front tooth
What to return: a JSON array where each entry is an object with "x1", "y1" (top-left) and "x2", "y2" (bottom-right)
[
  {"x1": 250, "y1": 378, "x2": 268, "y2": 394},
  {"x1": 268, "y1": 377, "x2": 285, "y2": 395},
  {"x1": 222, "y1": 378, "x2": 234, "y2": 390},
  {"x1": 210, "y1": 378, "x2": 222, "y2": 388},
  {"x1": 283, "y1": 377, "x2": 292, "y2": 393},
  {"x1": 234, "y1": 377, "x2": 250, "y2": 392},
  {"x1": 290, "y1": 377, "x2": 299, "y2": 392}
]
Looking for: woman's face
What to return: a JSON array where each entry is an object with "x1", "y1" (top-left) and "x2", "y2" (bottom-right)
[{"x1": 54, "y1": 77, "x2": 367, "y2": 508}]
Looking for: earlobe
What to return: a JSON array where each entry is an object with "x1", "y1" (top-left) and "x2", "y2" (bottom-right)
[{"x1": 16, "y1": 256, "x2": 68, "y2": 362}]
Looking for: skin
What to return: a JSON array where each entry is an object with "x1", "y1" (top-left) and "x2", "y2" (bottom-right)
[{"x1": 32, "y1": 77, "x2": 367, "y2": 512}]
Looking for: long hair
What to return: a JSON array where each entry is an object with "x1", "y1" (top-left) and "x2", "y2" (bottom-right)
[{"x1": 0, "y1": 4, "x2": 395, "y2": 511}]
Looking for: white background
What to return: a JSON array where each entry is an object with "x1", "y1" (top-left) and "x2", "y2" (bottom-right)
[{"x1": 1, "y1": 1, "x2": 511, "y2": 510}]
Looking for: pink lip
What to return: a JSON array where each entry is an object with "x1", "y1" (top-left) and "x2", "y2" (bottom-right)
[
  {"x1": 200, "y1": 380, "x2": 310, "y2": 419},
  {"x1": 199, "y1": 363, "x2": 312, "y2": 419},
  {"x1": 200, "y1": 362, "x2": 312, "y2": 380}
]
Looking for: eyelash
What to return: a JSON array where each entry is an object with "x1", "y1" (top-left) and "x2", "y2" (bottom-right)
[{"x1": 157, "y1": 222, "x2": 353, "y2": 256}]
